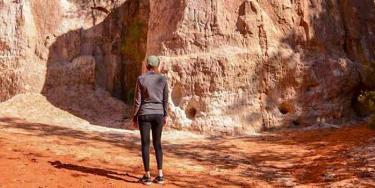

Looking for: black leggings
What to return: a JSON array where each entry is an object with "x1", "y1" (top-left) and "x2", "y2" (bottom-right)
[{"x1": 138, "y1": 114, "x2": 164, "y2": 171}]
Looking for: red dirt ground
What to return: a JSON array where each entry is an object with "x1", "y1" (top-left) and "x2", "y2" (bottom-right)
[{"x1": 0, "y1": 116, "x2": 374, "y2": 187}]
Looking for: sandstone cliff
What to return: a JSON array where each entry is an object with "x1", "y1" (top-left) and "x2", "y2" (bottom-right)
[
  {"x1": 149, "y1": 0, "x2": 375, "y2": 134},
  {"x1": 0, "y1": 0, "x2": 374, "y2": 134}
]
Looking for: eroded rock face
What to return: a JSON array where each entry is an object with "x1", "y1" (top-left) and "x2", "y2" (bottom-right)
[
  {"x1": 0, "y1": 0, "x2": 128, "y2": 100},
  {"x1": 0, "y1": 0, "x2": 374, "y2": 134},
  {"x1": 0, "y1": 0, "x2": 129, "y2": 127},
  {"x1": 148, "y1": 0, "x2": 375, "y2": 134}
]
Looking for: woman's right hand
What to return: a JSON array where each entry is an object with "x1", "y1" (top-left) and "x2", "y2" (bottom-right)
[
  {"x1": 163, "y1": 116, "x2": 168, "y2": 127},
  {"x1": 132, "y1": 116, "x2": 138, "y2": 128}
]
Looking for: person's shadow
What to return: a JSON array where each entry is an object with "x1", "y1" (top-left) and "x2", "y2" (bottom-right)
[{"x1": 49, "y1": 160, "x2": 139, "y2": 183}]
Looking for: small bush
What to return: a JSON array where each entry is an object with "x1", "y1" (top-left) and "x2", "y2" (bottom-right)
[
  {"x1": 125, "y1": 90, "x2": 134, "y2": 105},
  {"x1": 358, "y1": 91, "x2": 375, "y2": 129},
  {"x1": 369, "y1": 115, "x2": 375, "y2": 130},
  {"x1": 358, "y1": 91, "x2": 375, "y2": 109}
]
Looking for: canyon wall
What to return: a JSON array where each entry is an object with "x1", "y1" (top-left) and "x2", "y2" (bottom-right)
[
  {"x1": 0, "y1": 0, "x2": 374, "y2": 134},
  {"x1": 149, "y1": 0, "x2": 375, "y2": 134}
]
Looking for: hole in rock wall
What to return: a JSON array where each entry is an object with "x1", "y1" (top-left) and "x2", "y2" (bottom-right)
[
  {"x1": 278, "y1": 102, "x2": 293, "y2": 115},
  {"x1": 292, "y1": 119, "x2": 301, "y2": 126},
  {"x1": 186, "y1": 107, "x2": 198, "y2": 120}
]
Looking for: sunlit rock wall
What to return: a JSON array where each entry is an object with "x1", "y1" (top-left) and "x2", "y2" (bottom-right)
[
  {"x1": 0, "y1": 0, "x2": 374, "y2": 134},
  {"x1": 148, "y1": 0, "x2": 375, "y2": 134}
]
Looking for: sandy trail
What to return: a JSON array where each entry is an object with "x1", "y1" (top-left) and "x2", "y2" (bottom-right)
[{"x1": 0, "y1": 94, "x2": 374, "y2": 187}]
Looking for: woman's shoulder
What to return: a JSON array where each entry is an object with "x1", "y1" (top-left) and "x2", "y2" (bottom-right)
[
  {"x1": 158, "y1": 73, "x2": 167, "y2": 78},
  {"x1": 137, "y1": 72, "x2": 150, "y2": 79},
  {"x1": 157, "y1": 74, "x2": 168, "y2": 82},
  {"x1": 138, "y1": 72, "x2": 167, "y2": 81}
]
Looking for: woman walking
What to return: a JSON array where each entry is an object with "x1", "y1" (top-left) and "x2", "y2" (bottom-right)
[{"x1": 132, "y1": 56, "x2": 168, "y2": 185}]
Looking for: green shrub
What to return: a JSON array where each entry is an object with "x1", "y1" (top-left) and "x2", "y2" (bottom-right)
[
  {"x1": 125, "y1": 90, "x2": 134, "y2": 105},
  {"x1": 369, "y1": 114, "x2": 375, "y2": 129},
  {"x1": 358, "y1": 91, "x2": 375, "y2": 129}
]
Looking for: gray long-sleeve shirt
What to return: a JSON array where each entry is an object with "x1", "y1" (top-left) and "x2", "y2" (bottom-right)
[{"x1": 133, "y1": 71, "x2": 169, "y2": 117}]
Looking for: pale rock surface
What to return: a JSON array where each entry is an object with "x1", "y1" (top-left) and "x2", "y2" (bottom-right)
[
  {"x1": 0, "y1": 0, "x2": 128, "y2": 128},
  {"x1": 0, "y1": 0, "x2": 126, "y2": 98}
]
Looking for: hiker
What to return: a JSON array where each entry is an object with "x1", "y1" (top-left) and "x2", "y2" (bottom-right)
[{"x1": 132, "y1": 55, "x2": 168, "y2": 185}]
